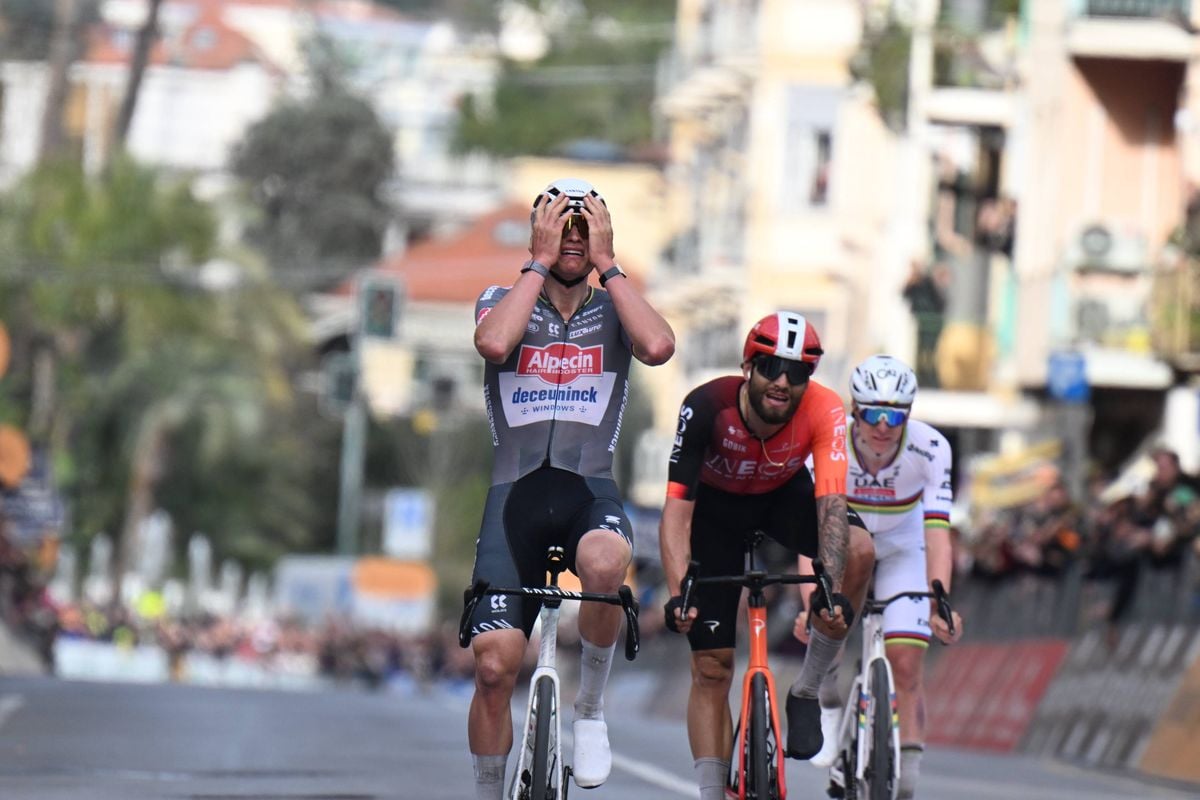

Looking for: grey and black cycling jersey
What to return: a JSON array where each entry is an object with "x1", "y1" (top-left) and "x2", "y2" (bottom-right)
[{"x1": 475, "y1": 285, "x2": 633, "y2": 485}]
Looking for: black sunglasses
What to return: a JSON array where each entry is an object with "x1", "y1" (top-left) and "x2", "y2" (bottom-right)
[{"x1": 753, "y1": 355, "x2": 811, "y2": 385}]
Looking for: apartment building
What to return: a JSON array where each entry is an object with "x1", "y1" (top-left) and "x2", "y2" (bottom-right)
[{"x1": 635, "y1": 0, "x2": 906, "y2": 505}]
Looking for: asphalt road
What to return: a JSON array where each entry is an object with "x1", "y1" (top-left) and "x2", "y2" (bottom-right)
[{"x1": 0, "y1": 676, "x2": 1194, "y2": 799}]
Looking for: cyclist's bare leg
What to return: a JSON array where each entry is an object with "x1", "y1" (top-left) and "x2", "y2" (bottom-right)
[
  {"x1": 841, "y1": 524, "x2": 874, "y2": 619},
  {"x1": 469, "y1": 628, "x2": 526, "y2": 754},
  {"x1": 886, "y1": 641, "x2": 927, "y2": 798},
  {"x1": 469, "y1": 628, "x2": 526, "y2": 797},
  {"x1": 575, "y1": 529, "x2": 632, "y2": 647},
  {"x1": 688, "y1": 648, "x2": 734, "y2": 756},
  {"x1": 690, "y1": 648, "x2": 734, "y2": 799},
  {"x1": 572, "y1": 529, "x2": 631, "y2": 788}
]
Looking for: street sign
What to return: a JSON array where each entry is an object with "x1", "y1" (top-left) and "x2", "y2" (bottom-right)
[
  {"x1": 382, "y1": 488, "x2": 433, "y2": 559},
  {"x1": 1047, "y1": 350, "x2": 1090, "y2": 403}
]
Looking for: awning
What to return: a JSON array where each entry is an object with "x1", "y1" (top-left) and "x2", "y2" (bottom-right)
[
  {"x1": 1080, "y1": 346, "x2": 1173, "y2": 390},
  {"x1": 911, "y1": 390, "x2": 1040, "y2": 430}
]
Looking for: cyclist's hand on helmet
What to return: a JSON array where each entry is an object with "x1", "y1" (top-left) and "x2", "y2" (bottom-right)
[
  {"x1": 663, "y1": 595, "x2": 698, "y2": 634},
  {"x1": 579, "y1": 194, "x2": 615, "y2": 266},
  {"x1": 931, "y1": 608, "x2": 963, "y2": 645},
  {"x1": 793, "y1": 609, "x2": 811, "y2": 644},
  {"x1": 531, "y1": 192, "x2": 570, "y2": 265}
]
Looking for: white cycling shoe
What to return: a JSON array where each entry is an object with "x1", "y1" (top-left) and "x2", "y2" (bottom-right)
[
  {"x1": 572, "y1": 718, "x2": 611, "y2": 789},
  {"x1": 808, "y1": 706, "x2": 842, "y2": 769}
]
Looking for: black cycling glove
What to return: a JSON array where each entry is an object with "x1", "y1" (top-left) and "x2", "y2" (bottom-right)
[
  {"x1": 809, "y1": 590, "x2": 855, "y2": 628},
  {"x1": 663, "y1": 595, "x2": 690, "y2": 633}
]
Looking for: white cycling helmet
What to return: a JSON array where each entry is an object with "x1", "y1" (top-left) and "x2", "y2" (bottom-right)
[
  {"x1": 849, "y1": 355, "x2": 918, "y2": 406},
  {"x1": 533, "y1": 178, "x2": 606, "y2": 211}
]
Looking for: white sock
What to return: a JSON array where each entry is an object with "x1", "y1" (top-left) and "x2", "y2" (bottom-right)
[
  {"x1": 575, "y1": 636, "x2": 615, "y2": 720},
  {"x1": 898, "y1": 744, "x2": 924, "y2": 798},
  {"x1": 791, "y1": 628, "x2": 842, "y2": 697},
  {"x1": 472, "y1": 753, "x2": 507, "y2": 800},
  {"x1": 695, "y1": 757, "x2": 729, "y2": 800}
]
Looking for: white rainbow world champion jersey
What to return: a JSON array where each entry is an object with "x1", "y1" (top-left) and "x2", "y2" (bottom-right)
[{"x1": 847, "y1": 418, "x2": 952, "y2": 542}]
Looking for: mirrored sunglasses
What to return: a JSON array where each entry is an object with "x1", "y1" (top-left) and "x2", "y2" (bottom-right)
[
  {"x1": 563, "y1": 214, "x2": 589, "y2": 238},
  {"x1": 753, "y1": 355, "x2": 811, "y2": 385},
  {"x1": 858, "y1": 406, "x2": 910, "y2": 427}
]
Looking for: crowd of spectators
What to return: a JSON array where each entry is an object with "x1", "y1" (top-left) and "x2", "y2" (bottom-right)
[
  {"x1": 5, "y1": 447, "x2": 1198, "y2": 686},
  {"x1": 957, "y1": 447, "x2": 1200, "y2": 629},
  {"x1": 0, "y1": 520, "x2": 57, "y2": 669},
  {"x1": 50, "y1": 599, "x2": 475, "y2": 689}
]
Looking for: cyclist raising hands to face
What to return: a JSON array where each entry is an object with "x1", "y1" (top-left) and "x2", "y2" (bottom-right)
[
  {"x1": 466, "y1": 179, "x2": 675, "y2": 798},
  {"x1": 659, "y1": 312, "x2": 875, "y2": 800},
  {"x1": 799, "y1": 355, "x2": 964, "y2": 799}
]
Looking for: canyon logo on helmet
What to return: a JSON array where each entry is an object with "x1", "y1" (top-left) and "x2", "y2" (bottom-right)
[{"x1": 533, "y1": 178, "x2": 606, "y2": 211}]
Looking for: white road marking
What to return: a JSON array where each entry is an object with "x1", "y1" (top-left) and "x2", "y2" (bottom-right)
[
  {"x1": 610, "y1": 751, "x2": 696, "y2": 796},
  {"x1": 0, "y1": 694, "x2": 24, "y2": 731}
]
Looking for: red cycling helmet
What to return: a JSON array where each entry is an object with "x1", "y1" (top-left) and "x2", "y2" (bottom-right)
[{"x1": 743, "y1": 312, "x2": 824, "y2": 372}]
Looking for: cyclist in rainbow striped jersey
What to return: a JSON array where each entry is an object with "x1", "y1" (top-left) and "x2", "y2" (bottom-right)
[{"x1": 796, "y1": 355, "x2": 963, "y2": 799}]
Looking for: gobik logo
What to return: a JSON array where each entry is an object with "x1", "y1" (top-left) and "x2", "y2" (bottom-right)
[{"x1": 517, "y1": 343, "x2": 603, "y2": 385}]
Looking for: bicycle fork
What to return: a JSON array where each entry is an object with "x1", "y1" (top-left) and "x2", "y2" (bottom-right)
[
  {"x1": 733, "y1": 603, "x2": 787, "y2": 800},
  {"x1": 512, "y1": 603, "x2": 564, "y2": 800}
]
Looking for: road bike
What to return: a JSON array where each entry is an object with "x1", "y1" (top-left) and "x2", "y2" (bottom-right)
[
  {"x1": 678, "y1": 530, "x2": 835, "y2": 800},
  {"x1": 825, "y1": 583, "x2": 955, "y2": 800},
  {"x1": 459, "y1": 546, "x2": 640, "y2": 800}
]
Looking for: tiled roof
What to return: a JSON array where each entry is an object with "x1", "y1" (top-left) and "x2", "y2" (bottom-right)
[
  {"x1": 85, "y1": 7, "x2": 266, "y2": 71},
  {"x1": 372, "y1": 203, "x2": 643, "y2": 304}
]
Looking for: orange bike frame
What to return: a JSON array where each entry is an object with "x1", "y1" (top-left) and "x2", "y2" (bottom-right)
[{"x1": 734, "y1": 602, "x2": 787, "y2": 800}]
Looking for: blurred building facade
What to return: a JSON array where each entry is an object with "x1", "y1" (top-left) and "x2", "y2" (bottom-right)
[
  {"x1": 0, "y1": 0, "x2": 502, "y2": 232},
  {"x1": 638, "y1": 0, "x2": 918, "y2": 506},
  {"x1": 640, "y1": 0, "x2": 1200, "y2": 517},
  {"x1": 911, "y1": 0, "x2": 1200, "y2": 509}
]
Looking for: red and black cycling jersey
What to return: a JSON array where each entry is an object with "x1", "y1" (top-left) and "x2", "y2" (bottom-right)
[{"x1": 666, "y1": 376, "x2": 849, "y2": 500}]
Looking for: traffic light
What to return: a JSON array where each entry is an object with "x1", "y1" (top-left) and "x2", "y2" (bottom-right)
[
  {"x1": 320, "y1": 353, "x2": 356, "y2": 417},
  {"x1": 360, "y1": 276, "x2": 402, "y2": 339}
]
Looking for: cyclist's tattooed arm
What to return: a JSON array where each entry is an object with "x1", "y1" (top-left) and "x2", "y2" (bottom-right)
[{"x1": 815, "y1": 493, "x2": 849, "y2": 590}]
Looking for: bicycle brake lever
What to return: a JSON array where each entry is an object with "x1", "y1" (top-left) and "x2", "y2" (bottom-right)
[
  {"x1": 457, "y1": 580, "x2": 489, "y2": 648},
  {"x1": 619, "y1": 584, "x2": 640, "y2": 661},
  {"x1": 811, "y1": 559, "x2": 834, "y2": 615},
  {"x1": 932, "y1": 580, "x2": 955, "y2": 637},
  {"x1": 680, "y1": 560, "x2": 700, "y2": 617}
]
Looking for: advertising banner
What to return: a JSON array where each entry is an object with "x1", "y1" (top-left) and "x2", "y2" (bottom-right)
[
  {"x1": 926, "y1": 638, "x2": 1069, "y2": 751},
  {"x1": 1022, "y1": 625, "x2": 1200, "y2": 769}
]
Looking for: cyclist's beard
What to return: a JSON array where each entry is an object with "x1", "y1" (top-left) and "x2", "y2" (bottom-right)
[{"x1": 748, "y1": 383, "x2": 800, "y2": 426}]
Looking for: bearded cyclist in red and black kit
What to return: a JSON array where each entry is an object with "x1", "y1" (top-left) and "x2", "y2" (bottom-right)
[
  {"x1": 466, "y1": 179, "x2": 675, "y2": 799},
  {"x1": 659, "y1": 312, "x2": 875, "y2": 800}
]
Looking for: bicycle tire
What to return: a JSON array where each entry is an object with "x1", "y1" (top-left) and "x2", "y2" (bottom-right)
[
  {"x1": 749, "y1": 673, "x2": 772, "y2": 800},
  {"x1": 531, "y1": 676, "x2": 555, "y2": 800},
  {"x1": 866, "y1": 659, "x2": 894, "y2": 800}
]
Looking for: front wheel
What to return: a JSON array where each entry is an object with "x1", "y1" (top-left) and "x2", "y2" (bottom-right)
[
  {"x1": 748, "y1": 673, "x2": 778, "y2": 800},
  {"x1": 865, "y1": 659, "x2": 895, "y2": 800},
  {"x1": 530, "y1": 675, "x2": 556, "y2": 800}
]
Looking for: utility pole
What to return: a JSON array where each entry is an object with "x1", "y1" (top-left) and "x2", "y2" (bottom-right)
[
  {"x1": 40, "y1": 0, "x2": 81, "y2": 163},
  {"x1": 335, "y1": 274, "x2": 403, "y2": 556},
  {"x1": 110, "y1": 0, "x2": 165, "y2": 162}
]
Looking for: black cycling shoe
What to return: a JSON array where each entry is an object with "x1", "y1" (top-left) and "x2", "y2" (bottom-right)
[{"x1": 785, "y1": 693, "x2": 823, "y2": 759}]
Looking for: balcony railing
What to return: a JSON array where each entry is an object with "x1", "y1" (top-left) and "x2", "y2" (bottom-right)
[
  {"x1": 1081, "y1": 0, "x2": 1190, "y2": 18},
  {"x1": 1150, "y1": 257, "x2": 1200, "y2": 369}
]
